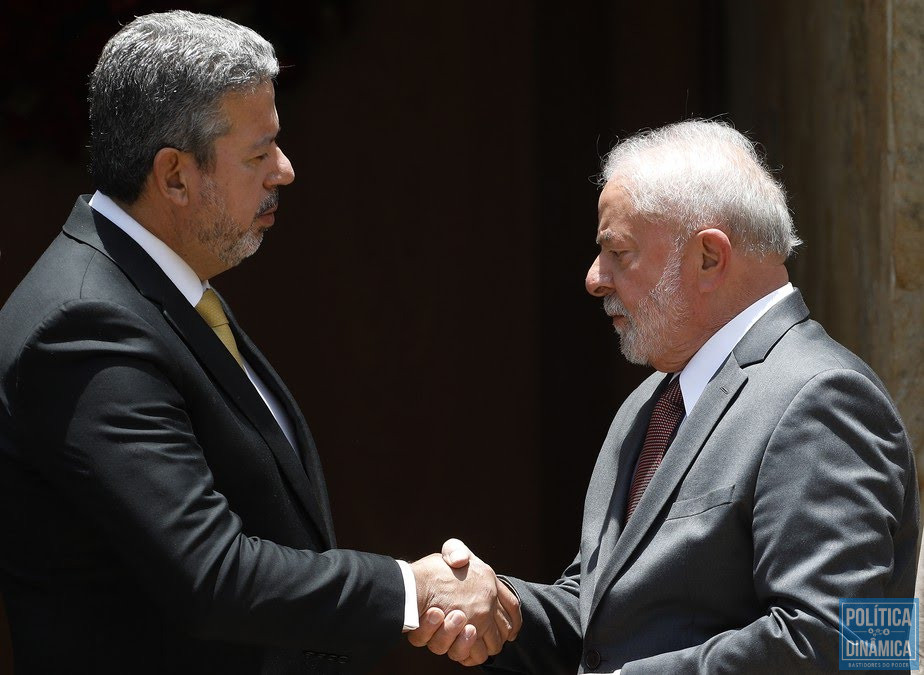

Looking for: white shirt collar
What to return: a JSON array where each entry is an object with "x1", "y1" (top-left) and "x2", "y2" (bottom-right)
[
  {"x1": 89, "y1": 194, "x2": 301, "y2": 452},
  {"x1": 677, "y1": 283, "x2": 794, "y2": 415},
  {"x1": 88, "y1": 191, "x2": 207, "y2": 306}
]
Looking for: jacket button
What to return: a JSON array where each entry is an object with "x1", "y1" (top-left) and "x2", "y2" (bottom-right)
[{"x1": 585, "y1": 649, "x2": 601, "y2": 669}]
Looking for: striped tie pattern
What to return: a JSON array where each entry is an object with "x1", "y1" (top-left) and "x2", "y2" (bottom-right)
[{"x1": 625, "y1": 377, "x2": 684, "y2": 522}]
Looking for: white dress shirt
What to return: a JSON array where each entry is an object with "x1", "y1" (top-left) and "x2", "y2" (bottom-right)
[
  {"x1": 678, "y1": 283, "x2": 794, "y2": 416},
  {"x1": 89, "y1": 191, "x2": 419, "y2": 631}
]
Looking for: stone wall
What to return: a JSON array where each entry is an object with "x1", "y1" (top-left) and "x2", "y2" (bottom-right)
[
  {"x1": 725, "y1": 0, "x2": 923, "y2": 502},
  {"x1": 726, "y1": 0, "x2": 923, "y2": 664},
  {"x1": 891, "y1": 0, "x2": 924, "y2": 482}
]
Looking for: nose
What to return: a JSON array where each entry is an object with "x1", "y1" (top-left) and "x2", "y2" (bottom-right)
[
  {"x1": 268, "y1": 146, "x2": 295, "y2": 187},
  {"x1": 585, "y1": 255, "x2": 614, "y2": 297}
]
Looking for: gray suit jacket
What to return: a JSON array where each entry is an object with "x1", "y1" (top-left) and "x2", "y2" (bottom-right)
[{"x1": 489, "y1": 290, "x2": 919, "y2": 674}]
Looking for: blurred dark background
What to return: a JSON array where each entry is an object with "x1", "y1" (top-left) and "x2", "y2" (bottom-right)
[{"x1": 4, "y1": 1, "x2": 905, "y2": 673}]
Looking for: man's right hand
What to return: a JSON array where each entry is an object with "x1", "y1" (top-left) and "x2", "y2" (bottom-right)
[{"x1": 407, "y1": 539, "x2": 521, "y2": 666}]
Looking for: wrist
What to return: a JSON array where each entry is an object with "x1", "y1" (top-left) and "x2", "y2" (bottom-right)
[{"x1": 410, "y1": 556, "x2": 433, "y2": 614}]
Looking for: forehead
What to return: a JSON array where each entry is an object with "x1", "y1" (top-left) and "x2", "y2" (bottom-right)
[
  {"x1": 217, "y1": 81, "x2": 279, "y2": 144},
  {"x1": 596, "y1": 180, "x2": 640, "y2": 238},
  {"x1": 595, "y1": 179, "x2": 676, "y2": 251}
]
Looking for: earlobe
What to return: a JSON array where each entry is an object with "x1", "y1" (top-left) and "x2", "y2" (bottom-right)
[
  {"x1": 151, "y1": 147, "x2": 190, "y2": 206},
  {"x1": 696, "y1": 228, "x2": 731, "y2": 291}
]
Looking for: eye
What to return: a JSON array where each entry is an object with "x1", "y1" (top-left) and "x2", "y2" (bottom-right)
[{"x1": 607, "y1": 249, "x2": 634, "y2": 265}]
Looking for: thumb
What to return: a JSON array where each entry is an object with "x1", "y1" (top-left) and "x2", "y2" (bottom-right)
[{"x1": 441, "y1": 538, "x2": 473, "y2": 568}]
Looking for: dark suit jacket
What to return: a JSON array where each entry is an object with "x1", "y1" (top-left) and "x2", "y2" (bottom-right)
[
  {"x1": 488, "y1": 290, "x2": 919, "y2": 674},
  {"x1": 0, "y1": 196, "x2": 405, "y2": 674}
]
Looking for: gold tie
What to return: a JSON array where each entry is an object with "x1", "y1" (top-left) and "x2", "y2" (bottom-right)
[{"x1": 195, "y1": 288, "x2": 245, "y2": 368}]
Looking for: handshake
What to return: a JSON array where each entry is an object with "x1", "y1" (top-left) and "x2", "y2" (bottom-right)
[{"x1": 407, "y1": 539, "x2": 522, "y2": 666}]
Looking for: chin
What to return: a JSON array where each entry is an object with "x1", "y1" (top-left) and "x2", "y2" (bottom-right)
[{"x1": 219, "y1": 234, "x2": 263, "y2": 268}]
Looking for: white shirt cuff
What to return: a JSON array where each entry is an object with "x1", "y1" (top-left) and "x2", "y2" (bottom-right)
[{"x1": 396, "y1": 559, "x2": 419, "y2": 632}]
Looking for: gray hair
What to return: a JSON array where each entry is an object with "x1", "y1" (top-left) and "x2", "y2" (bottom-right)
[
  {"x1": 599, "y1": 119, "x2": 801, "y2": 259},
  {"x1": 89, "y1": 10, "x2": 279, "y2": 203}
]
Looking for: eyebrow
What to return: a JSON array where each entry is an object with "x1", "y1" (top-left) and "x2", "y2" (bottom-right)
[
  {"x1": 596, "y1": 230, "x2": 617, "y2": 246},
  {"x1": 250, "y1": 128, "x2": 280, "y2": 151},
  {"x1": 596, "y1": 230, "x2": 637, "y2": 250}
]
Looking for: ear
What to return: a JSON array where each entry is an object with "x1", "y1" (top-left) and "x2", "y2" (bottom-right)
[
  {"x1": 694, "y1": 228, "x2": 731, "y2": 292},
  {"x1": 150, "y1": 147, "x2": 195, "y2": 206}
]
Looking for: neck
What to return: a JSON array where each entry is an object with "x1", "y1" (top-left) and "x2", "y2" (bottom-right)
[
  {"x1": 651, "y1": 261, "x2": 789, "y2": 372},
  {"x1": 711, "y1": 263, "x2": 789, "y2": 329},
  {"x1": 119, "y1": 195, "x2": 215, "y2": 282}
]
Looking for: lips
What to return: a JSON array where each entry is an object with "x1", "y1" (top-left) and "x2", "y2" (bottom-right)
[
  {"x1": 602, "y1": 293, "x2": 628, "y2": 318},
  {"x1": 256, "y1": 190, "x2": 280, "y2": 219}
]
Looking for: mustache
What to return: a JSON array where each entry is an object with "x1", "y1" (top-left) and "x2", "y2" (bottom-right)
[
  {"x1": 256, "y1": 190, "x2": 279, "y2": 217},
  {"x1": 603, "y1": 293, "x2": 630, "y2": 318}
]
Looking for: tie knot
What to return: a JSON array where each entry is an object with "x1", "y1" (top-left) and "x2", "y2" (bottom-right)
[
  {"x1": 195, "y1": 288, "x2": 230, "y2": 329},
  {"x1": 624, "y1": 375, "x2": 685, "y2": 522},
  {"x1": 660, "y1": 377, "x2": 684, "y2": 411},
  {"x1": 194, "y1": 288, "x2": 244, "y2": 368}
]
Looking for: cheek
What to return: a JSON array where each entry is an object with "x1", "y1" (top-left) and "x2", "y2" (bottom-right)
[
  {"x1": 618, "y1": 275, "x2": 653, "y2": 308},
  {"x1": 232, "y1": 200, "x2": 257, "y2": 226}
]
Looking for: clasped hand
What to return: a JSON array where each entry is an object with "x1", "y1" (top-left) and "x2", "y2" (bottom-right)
[{"x1": 408, "y1": 539, "x2": 521, "y2": 666}]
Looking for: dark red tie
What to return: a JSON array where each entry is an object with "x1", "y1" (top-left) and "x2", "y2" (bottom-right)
[{"x1": 625, "y1": 377, "x2": 684, "y2": 522}]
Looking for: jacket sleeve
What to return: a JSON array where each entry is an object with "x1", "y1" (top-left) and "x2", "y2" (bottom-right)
[
  {"x1": 485, "y1": 553, "x2": 584, "y2": 674},
  {"x1": 12, "y1": 299, "x2": 405, "y2": 654},
  {"x1": 621, "y1": 368, "x2": 919, "y2": 674}
]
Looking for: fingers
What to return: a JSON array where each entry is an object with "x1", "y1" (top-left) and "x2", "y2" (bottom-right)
[
  {"x1": 477, "y1": 612, "x2": 504, "y2": 655},
  {"x1": 406, "y1": 607, "x2": 444, "y2": 648},
  {"x1": 494, "y1": 599, "x2": 513, "y2": 642},
  {"x1": 497, "y1": 579, "x2": 522, "y2": 641},
  {"x1": 443, "y1": 607, "x2": 511, "y2": 667},
  {"x1": 411, "y1": 544, "x2": 512, "y2": 665},
  {"x1": 447, "y1": 556, "x2": 501, "y2": 655},
  {"x1": 441, "y1": 538, "x2": 473, "y2": 568},
  {"x1": 424, "y1": 609, "x2": 468, "y2": 656},
  {"x1": 462, "y1": 649, "x2": 491, "y2": 667},
  {"x1": 448, "y1": 625, "x2": 489, "y2": 666}
]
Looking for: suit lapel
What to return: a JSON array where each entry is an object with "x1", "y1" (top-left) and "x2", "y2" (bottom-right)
[
  {"x1": 162, "y1": 300, "x2": 334, "y2": 549},
  {"x1": 63, "y1": 197, "x2": 333, "y2": 547},
  {"x1": 579, "y1": 372, "x2": 664, "y2": 628},
  {"x1": 586, "y1": 288, "x2": 811, "y2": 621},
  {"x1": 231, "y1": 320, "x2": 336, "y2": 548},
  {"x1": 589, "y1": 356, "x2": 747, "y2": 619}
]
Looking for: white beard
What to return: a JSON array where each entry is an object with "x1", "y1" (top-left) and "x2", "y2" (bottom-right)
[{"x1": 603, "y1": 250, "x2": 688, "y2": 366}]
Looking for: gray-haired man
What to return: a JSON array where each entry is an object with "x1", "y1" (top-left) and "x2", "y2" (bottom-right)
[{"x1": 417, "y1": 120, "x2": 919, "y2": 674}]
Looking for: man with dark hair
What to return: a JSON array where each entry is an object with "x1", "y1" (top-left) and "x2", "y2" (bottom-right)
[
  {"x1": 416, "y1": 120, "x2": 919, "y2": 673},
  {"x1": 0, "y1": 10, "x2": 516, "y2": 674}
]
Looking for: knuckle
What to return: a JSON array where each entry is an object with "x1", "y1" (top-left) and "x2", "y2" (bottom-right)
[{"x1": 429, "y1": 643, "x2": 449, "y2": 656}]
